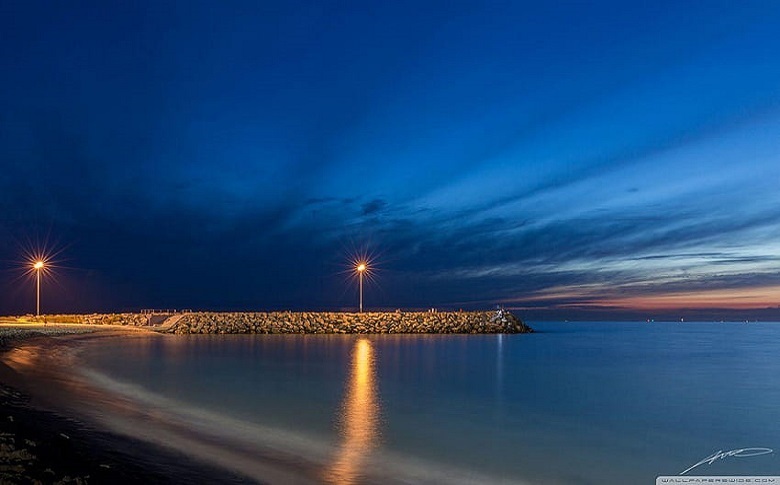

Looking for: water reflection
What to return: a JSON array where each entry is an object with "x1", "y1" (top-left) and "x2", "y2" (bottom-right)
[
  {"x1": 325, "y1": 338, "x2": 381, "y2": 484},
  {"x1": 3, "y1": 345, "x2": 42, "y2": 370},
  {"x1": 496, "y1": 334, "x2": 504, "y2": 394}
]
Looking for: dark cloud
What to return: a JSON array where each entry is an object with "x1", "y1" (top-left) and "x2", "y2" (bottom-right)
[{"x1": 361, "y1": 199, "x2": 387, "y2": 216}]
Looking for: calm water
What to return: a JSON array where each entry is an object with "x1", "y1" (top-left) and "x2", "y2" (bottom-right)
[{"x1": 77, "y1": 322, "x2": 780, "y2": 484}]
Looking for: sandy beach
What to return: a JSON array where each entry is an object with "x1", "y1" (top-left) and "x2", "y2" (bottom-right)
[{"x1": 0, "y1": 323, "x2": 253, "y2": 484}]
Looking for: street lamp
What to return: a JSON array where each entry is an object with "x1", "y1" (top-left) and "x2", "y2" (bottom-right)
[
  {"x1": 33, "y1": 260, "x2": 44, "y2": 316},
  {"x1": 356, "y1": 262, "x2": 367, "y2": 313}
]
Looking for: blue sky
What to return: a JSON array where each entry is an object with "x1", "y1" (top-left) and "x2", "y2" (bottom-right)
[{"x1": 1, "y1": 1, "x2": 780, "y2": 319}]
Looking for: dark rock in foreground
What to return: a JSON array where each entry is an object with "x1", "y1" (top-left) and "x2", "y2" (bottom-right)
[{"x1": 167, "y1": 309, "x2": 532, "y2": 335}]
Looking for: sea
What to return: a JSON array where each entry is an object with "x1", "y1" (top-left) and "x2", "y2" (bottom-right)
[{"x1": 47, "y1": 322, "x2": 780, "y2": 483}]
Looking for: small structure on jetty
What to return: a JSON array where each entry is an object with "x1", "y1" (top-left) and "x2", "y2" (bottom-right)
[{"x1": 140, "y1": 309, "x2": 192, "y2": 326}]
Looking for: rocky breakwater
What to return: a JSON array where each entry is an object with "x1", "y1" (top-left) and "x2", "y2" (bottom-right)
[
  {"x1": 167, "y1": 309, "x2": 532, "y2": 334},
  {"x1": 15, "y1": 313, "x2": 149, "y2": 326}
]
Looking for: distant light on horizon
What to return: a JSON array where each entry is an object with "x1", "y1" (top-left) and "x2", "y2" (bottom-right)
[{"x1": 33, "y1": 261, "x2": 44, "y2": 270}]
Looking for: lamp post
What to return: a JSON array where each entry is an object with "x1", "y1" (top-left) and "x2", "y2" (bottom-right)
[
  {"x1": 33, "y1": 260, "x2": 44, "y2": 316},
  {"x1": 356, "y1": 262, "x2": 366, "y2": 313}
]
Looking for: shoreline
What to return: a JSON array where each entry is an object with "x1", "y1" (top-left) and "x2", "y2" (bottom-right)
[
  {"x1": 0, "y1": 327, "x2": 432, "y2": 484},
  {"x1": 0, "y1": 325, "x2": 257, "y2": 484},
  {"x1": 0, "y1": 324, "x2": 534, "y2": 484}
]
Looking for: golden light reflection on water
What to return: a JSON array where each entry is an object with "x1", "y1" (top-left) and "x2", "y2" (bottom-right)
[{"x1": 324, "y1": 338, "x2": 380, "y2": 484}]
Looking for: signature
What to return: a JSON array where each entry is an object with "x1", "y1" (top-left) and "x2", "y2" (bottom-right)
[{"x1": 680, "y1": 447, "x2": 774, "y2": 475}]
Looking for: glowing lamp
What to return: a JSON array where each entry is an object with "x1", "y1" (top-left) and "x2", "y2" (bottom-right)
[{"x1": 32, "y1": 260, "x2": 45, "y2": 316}]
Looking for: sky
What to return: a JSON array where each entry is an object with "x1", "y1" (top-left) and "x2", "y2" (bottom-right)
[{"x1": 1, "y1": 1, "x2": 780, "y2": 320}]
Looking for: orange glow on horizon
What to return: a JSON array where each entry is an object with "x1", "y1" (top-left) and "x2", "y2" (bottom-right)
[
  {"x1": 600, "y1": 286, "x2": 780, "y2": 311},
  {"x1": 507, "y1": 284, "x2": 780, "y2": 312}
]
